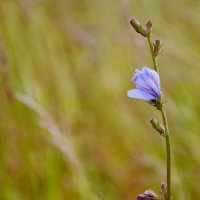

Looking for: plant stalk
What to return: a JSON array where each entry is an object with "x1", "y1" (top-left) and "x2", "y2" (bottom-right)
[
  {"x1": 147, "y1": 35, "x2": 171, "y2": 200},
  {"x1": 161, "y1": 107, "x2": 171, "y2": 200},
  {"x1": 147, "y1": 36, "x2": 158, "y2": 72}
]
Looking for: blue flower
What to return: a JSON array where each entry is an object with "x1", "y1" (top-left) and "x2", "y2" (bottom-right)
[{"x1": 127, "y1": 67, "x2": 161, "y2": 101}]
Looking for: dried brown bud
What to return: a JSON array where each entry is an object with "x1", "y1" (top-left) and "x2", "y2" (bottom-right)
[
  {"x1": 153, "y1": 38, "x2": 163, "y2": 57},
  {"x1": 129, "y1": 18, "x2": 148, "y2": 37},
  {"x1": 150, "y1": 118, "x2": 165, "y2": 136},
  {"x1": 145, "y1": 20, "x2": 153, "y2": 34}
]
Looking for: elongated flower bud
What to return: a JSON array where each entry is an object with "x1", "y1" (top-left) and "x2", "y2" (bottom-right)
[
  {"x1": 153, "y1": 38, "x2": 163, "y2": 57},
  {"x1": 129, "y1": 18, "x2": 148, "y2": 37},
  {"x1": 161, "y1": 182, "x2": 167, "y2": 199},
  {"x1": 150, "y1": 118, "x2": 165, "y2": 136}
]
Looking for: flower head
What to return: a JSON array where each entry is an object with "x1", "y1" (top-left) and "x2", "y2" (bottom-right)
[{"x1": 127, "y1": 67, "x2": 161, "y2": 102}]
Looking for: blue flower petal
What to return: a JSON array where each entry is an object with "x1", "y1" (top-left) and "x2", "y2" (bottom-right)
[
  {"x1": 127, "y1": 89, "x2": 155, "y2": 101},
  {"x1": 132, "y1": 67, "x2": 161, "y2": 100},
  {"x1": 143, "y1": 67, "x2": 160, "y2": 89},
  {"x1": 142, "y1": 67, "x2": 160, "y2": 94}
]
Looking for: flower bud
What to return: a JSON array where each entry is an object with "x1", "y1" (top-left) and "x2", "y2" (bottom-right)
[
  {"x1": 145, "y1": 20, "x2": 153, "y2": 34},
  {"x1": 153, "y1": 38, "x2": 163, "y2": 57},
  {"x1": 150, "y1": 118, "x2": 165, "y2": 136},
  {"x1": 129, "y1": 18, "x2": 148, "y2": 37},
  {"x1": 161, "y1": 182, "x2": 167, "y2": 199}
]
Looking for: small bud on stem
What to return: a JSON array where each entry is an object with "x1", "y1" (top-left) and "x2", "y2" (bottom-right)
[
  {"x1": 150, "y1": 118, "x2": 165, "y2": 136},
  {"x1": 161, "y1": 182, "x2": 167, "y2": 200},
  {"x1": 145, "y1": 20, "x2": 153, "y2": 34},
  {"x1": 153, "y1": 38, "x2": 163, "y2": 57}
]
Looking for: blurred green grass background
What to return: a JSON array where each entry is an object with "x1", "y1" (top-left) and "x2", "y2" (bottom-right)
[{"x1": 0, "y1": 0, "x2": 200, "y2": 199}]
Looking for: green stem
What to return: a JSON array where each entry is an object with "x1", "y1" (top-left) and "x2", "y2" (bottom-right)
[
  {"x1": 161, "y1": 107, "x2": 171, "y2": 200},
  {"x1": 147, "y1": 36, "x2": 158, "y2": 72},
  {"x1": 147, "y1": 35, "x2": 171, "y2": 200}
]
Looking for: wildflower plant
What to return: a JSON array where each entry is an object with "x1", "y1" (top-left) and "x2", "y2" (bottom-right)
[{"x1": 127, "y1": 18, "x2": 172, "y2": 200}]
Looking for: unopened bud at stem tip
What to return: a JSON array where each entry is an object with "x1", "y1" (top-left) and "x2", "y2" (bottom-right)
[{"x1": 129, "y1": 18, "x2": 148, "y2": 37}]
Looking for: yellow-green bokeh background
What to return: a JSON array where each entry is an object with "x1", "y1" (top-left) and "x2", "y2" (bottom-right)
[{"x1": 0, "y1": 0, "x2": 200, "y2": 199}]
